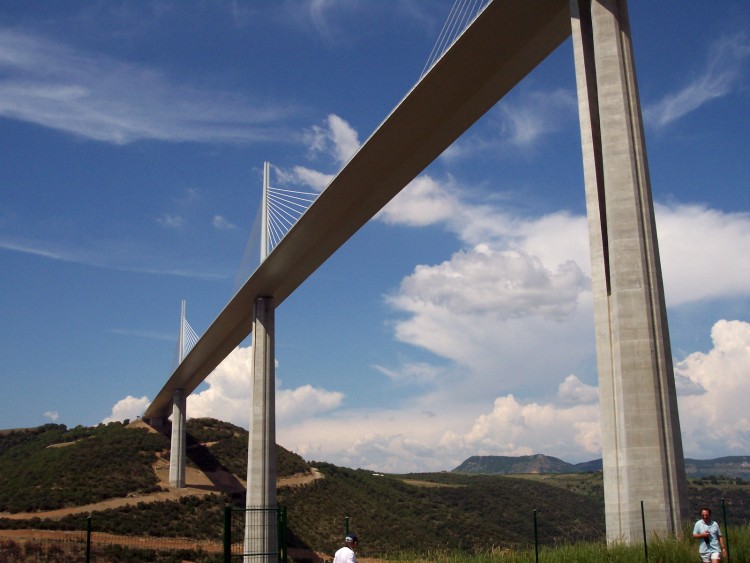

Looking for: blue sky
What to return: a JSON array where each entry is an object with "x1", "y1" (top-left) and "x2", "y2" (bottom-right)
[{"x1": 1, "y1": 1, "x2": 749, "y2": 473}]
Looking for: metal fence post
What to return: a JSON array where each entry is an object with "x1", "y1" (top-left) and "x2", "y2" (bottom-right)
[
  {"x1": 85, "y1": 515, "x2": 91, "y2": 563},
  {"x1": 223, "y1": 505, "x2": 232, "y2": 563},
  {"x1": 722, "y1": 497, "x2": 731, "y2": 563},
  {"x1": 533, "y1": 509, "x2": 539, "y2": 563},
  {"x1": 641, "y1": 500, "x2": 648, "y2": 562},
  {"x1": 278, "y1": 506, "x2": 288, "y2": 563}
]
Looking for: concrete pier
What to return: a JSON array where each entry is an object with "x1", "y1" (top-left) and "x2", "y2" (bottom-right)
[
  {"x1": 244, "y1": 296, "x2": 278, "y2": 560},
  {"x1": 570, "y1": 0, "x2": 689, "y2": 542},
  {"x1": 168, "y1": 388, "x2": 186, "y2": 488}
]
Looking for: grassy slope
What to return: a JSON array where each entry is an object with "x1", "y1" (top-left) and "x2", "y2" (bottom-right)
[
  {"x1": 281, "y1": 464, "x2": 604, "y2": 557},
  {"x1": 1, "y1": 420, "x2": 749, "y2": 558}
]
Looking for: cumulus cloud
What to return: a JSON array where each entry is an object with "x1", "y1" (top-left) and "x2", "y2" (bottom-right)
[
  {"x1": 43, "y1": 411, "x2": 59, "y2": 422},
  {"x1": 557, "y1": 374, "x2": 598, "y2": 405},
  {"x1": 276, "y1": 315, "x2": 750, "y2": 472},
  {"x1": 102, "y1": 395, "x2": 150, "y2": 424},
  {"x1": 223, "y1": 109, "x2": 750, "y2": 471},
  {"x1": 644, "y1": 33, "x2": 750, "y2": 128},
  {"x1": 389, "y1": 247, "x2": 587, "y2": 321},
  {"x1": 303, "y1": 114, "x2": 361, "y2": 165},
  {"x1": 656, "y1": 204, "x2": 750, "y2": 305},
  {"x1": 380, "y1": 173, "x2": 591, "y2": 267},
  {"x1": 377, "y1": 174, "x2": 462, "y2": 227},
  {"x1": 676, "y1": 320, "x2": 750, "y2": 458},
  {"x1": 277, "y1": 385, "x2": 344, "y2": 421},
  {"x1": 442, "y1": 392, "x2": 601, "y2": 459},
  {"x1": 275, "y1": 373, "x2": 602, "y2": 472},
  {"x1": 275, "y1": 165, "x2": 334, "y2": 192},
  {"x1": 187, "y1": 346, "x2": 343, "y2": 427}
]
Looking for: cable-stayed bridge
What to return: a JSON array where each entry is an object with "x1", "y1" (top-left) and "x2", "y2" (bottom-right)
[{"x1": 141, "y1": 0, "x2": 689, "y2": 557}]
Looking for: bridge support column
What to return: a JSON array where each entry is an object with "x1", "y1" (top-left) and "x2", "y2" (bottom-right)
[
  {"x1": 169, "y1": 388, "x2": 186, "y2": 488},
  {"x1": 570, "y1": 0, "x2": 688, "y2": 543},
  {"x1": 245, "y1": 296, "x2": 277, "y2": 561}
]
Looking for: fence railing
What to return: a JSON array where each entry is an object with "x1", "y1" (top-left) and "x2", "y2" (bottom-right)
[
  {"x1": 0, "y1": 506, "x2": 288, "y2": 563},
  {"x1": 224, "y1": 505, "x2": 287, "y2": 562}
]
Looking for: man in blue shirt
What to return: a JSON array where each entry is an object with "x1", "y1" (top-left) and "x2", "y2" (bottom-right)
[{"x1": 693, "y1": 507, "x2": 727, "y2": 562}]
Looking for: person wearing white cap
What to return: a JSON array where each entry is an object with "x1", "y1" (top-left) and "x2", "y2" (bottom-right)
[{"x1": 333, "y1": 532, "x2": 358, "y2": 563}]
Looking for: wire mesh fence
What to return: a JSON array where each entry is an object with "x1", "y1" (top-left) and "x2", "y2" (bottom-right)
[
  {"x1": 0, "y1": 529, "x2": 224, "y2": 562},
  {"x1": 0, "y1": 506, "x2": 287, "y2": 563},
  {"x1": 224, "y1": 505, "x2": 287, "y2": 562}
]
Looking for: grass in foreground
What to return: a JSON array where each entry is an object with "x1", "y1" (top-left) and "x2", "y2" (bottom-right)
[{"x1": 377, "y1": 523, "x2": 750, "y2": 562}]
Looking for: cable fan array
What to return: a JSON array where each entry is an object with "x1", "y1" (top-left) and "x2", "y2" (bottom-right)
[
  {"x1": 420, "y1": 0, "x2": 491, "y2": 78},
  {"x1": 265, "y1": 185, "x2": 319, "y2": 253}
]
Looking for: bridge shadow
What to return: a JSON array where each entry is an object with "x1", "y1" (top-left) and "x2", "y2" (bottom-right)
[
  {"x1": 160, "y1": 423, "x2": 246, "y2": 494},
  {"x1": 185, "y1": 431, "x2": 246, "y2": 493}
]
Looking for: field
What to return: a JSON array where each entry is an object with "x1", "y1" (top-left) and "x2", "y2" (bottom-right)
[{"x1": 1, "y1": 420, "x2": 749, "y2": 561}]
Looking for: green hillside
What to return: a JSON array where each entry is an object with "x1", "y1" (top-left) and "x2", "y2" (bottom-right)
[
  {"x1": 454, "y1": 454, "x2": 582, "y2": 474},
  {"x1": 281, "y1": 464, "x2": 604, "y2": 556},
  {"x1": 456, "y1": 454, "x2": 750, "y2": 479},
  {"x1": 1, "y1": 420, "x2": 749, "y2": 559}
]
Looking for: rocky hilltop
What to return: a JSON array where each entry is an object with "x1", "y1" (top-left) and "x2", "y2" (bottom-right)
[{"x1": 454, "y1": 454, "x2": 750, "y2": 478}]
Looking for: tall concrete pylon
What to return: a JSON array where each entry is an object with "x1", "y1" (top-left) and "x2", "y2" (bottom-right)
[
  {"x1": 244, "y1": 296, "x2": 277, "y2": 560},
  {"x1": 244, "y1": 162, "x2": 278, "y2": 559},
  {"x1": 168, "y1": 387, "x2": 186, "y2": 488},
  {"x1": 169, "y1": 299, "x2": 188, "y2": 488},
  {"x1": 570, "y1": 0, "x2": 689, "y2": 542}
]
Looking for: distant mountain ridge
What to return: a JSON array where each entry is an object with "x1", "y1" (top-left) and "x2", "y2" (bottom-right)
[{"x1": 454, "y1": 454, "x2": 750, "y2": 479}]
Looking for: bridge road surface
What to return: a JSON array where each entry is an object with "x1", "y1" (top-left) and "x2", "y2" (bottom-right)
[{"x1": 144, "y1": 0, "x2": 571, "y2": 421}]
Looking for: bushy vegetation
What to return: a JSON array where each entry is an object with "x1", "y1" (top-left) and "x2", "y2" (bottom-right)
[
  {"x1": 0, "y1": 418, "x2": 310, "y2": 515},
  {"x1": 279, "y1": 463, "x2": 605, "y2": 557},
  {"x1": 0, "y1": 422, "x2": 167, "y2": 512},
  {"x1": 2, "y1": 420, "x2": 749, "y2": 561},
  {"x1": 185, "y1": 417, "x2": 309, "y2": 478},
  {"x1": 0, "y1": 538, "x2": 222, "y2": 563}
]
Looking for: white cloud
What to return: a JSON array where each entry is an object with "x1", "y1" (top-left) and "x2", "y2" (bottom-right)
[
  {"x1": 275, "y1": 165, "x2": 333, "y2": 192},
  {"x1": 303, "y1": 114, "x2": 361, "y2": 165},
  {"x1": 188, "y1": 346, "x2": 254, "y2": 424},
  {"x1": 384, "y1": 243, "x2": 594, "y2": 389},
  {"x1": 677, "y1": 320, "x2": 750, "y2": 458},
  {"x1": 656, "y1": 204, "x2": 750, "y2": 305},
  {"x1": 277, "y1": 385, "x2": 343, "y2": 421},
  {"x1": 442, "y1": 87, "x2": 577, "y2": 160},
  {"x1": 186, "y1": 346, "x2": 343, "y2": 427},
  {"x1": 389, "y1": 247, "x2": 587, "y2": 321},
  {"x1": 212, "y1": 215, "x2": 237, "y2": 231},
  {"x1": 443, "y1": 393, "x2": 601, "y2": 459},
  {"x1": 644, "y1": 33, "x2": 750, "y2": 128},
  {"x1": 377, "y1": 174, "x2": 462, "y2": 227},
  {"x1": 379, "y1": 173, "x2": 591, "y2": 267},
  {"x1": 275, "y1": 374, "x2": 603, "y2": 472},
  {"x1": 238, "y1": 111, "x2": 750, "y2": 471},
  {"x1": 276, "y1": 316, "x2": 750, "y2": 472},
  {"x1": 102, "y1": 395, "x2": 150, "y2": 424},
  {"x1": 43, "y1": 411, "x2": 59, "y2": 422},
  {"x1": 157, "y1": 214, "x2": 185, "y2": 229},
  {"x1": 498, "y1": 88, "x2": 577, "y2": 147},
  {"x1": 0, "y1": 28, "x2": 296, "y2": 144},
  {"x1": 372, "y1": 362, "x2": 444, "y2": 384},
  {"x1": 557, "y1": 374, "x2": 598, "y2": 405}
]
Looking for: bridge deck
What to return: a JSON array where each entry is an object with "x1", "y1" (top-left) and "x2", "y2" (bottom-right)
[{"x1": 144, "y1": 0, "x2": 571, "y2": 420}]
